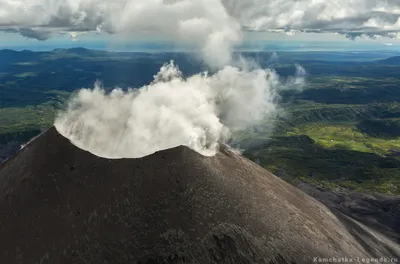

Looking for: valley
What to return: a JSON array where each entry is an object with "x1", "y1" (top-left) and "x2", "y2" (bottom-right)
[{"x1": 1, "y1": 49, "x2": 400, "y2": 194}]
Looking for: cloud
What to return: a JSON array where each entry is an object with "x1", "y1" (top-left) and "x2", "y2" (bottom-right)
[
  {"x1": 2, "y1": 28, "x2": 52, "y2": 41},
  {"x1": 231, "y1": 0, "x2": 400, "y2": 35},
  {"x1": 1, "y1": 0, "x2": 400, "y2": 40}
]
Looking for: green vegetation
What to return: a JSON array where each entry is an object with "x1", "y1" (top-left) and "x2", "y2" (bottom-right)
[
  {"x1": 287, "y1": 123, "x2": 400, "y2": 154},
  {"x1": 357, "y1": 119, "x2": 400, "y2": 138},
  {"x1": 238, "y1": 103, "x2": 400, "y2": 195},
  {"x1": 0, "y1": 104, "x2": 58, "y2": 133},
  {"x1": 1, "y1": 49, "x2": 400, "y2": 194},
  {"x1": 239, "y1": 121, "x2": 400, "y2": 194},
  {"x1": 15, "y1": 62, "x2": 38, "y2": 66}
]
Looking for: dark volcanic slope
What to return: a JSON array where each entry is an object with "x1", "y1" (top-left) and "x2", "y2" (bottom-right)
[
  {"x1": 297, "y1": 182, "x2": 400, "y2": 245},
  {"x1": 0, "y1": 127, "x2": 398, "y2": 263}
]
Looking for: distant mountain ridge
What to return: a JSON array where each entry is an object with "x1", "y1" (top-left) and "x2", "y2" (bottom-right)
[
  {"x1": 375, "y1": 56, "x2": 400, "y2": 65},
  {"x1": 1, "y1": 48, "x2": 400, "y2": 61}
]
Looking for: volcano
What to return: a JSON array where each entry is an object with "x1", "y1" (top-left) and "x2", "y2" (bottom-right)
[{"x1": 0, "y1": 127, "x2": 398, "y2": 263}]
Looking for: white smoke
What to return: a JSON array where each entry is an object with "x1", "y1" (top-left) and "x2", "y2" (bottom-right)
[{"x1": 55, "y1": 61, "x2": 298, "y2": 158}]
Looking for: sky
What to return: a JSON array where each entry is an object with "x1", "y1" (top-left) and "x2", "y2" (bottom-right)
[{"x1": 1, "y1": 0, "x2": 400, "y2": 54}]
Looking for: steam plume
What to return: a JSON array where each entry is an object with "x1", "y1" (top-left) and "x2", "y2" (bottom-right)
[{"x1": 55, "y1": 62, "x2": 303, "y2": 158}]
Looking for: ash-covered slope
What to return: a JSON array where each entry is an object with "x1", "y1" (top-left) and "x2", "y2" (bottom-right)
[{"x1": 0, "y1": 127, "x2": 397, "y2": 263}]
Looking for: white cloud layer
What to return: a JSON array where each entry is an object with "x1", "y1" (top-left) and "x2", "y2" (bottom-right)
[{"x1": 2, "y1": 0, "x2": 400, "y2": 43}]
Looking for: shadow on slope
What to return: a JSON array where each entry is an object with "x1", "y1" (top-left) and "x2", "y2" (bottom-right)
[{"x1": 296, "y1": 182, "x2": 400, "y2": 257}]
